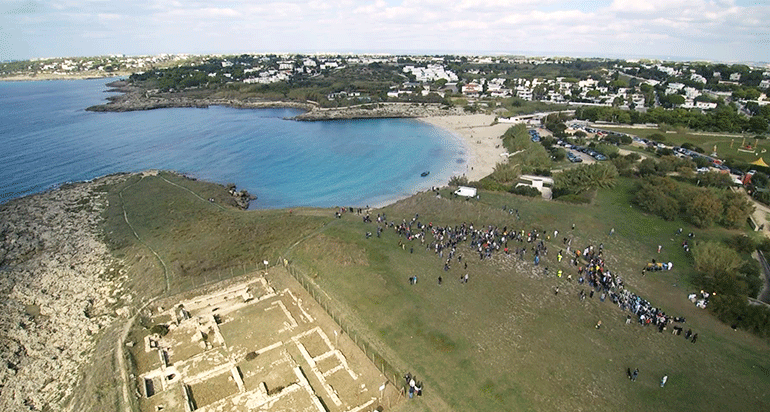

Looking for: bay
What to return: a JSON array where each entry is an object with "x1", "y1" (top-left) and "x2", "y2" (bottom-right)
[{"x1": 0, "y1": 78, "x2": 467, "y2": 209}]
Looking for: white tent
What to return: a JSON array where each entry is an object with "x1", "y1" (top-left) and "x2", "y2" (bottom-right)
[{"x1": 454, "y1": 186, "x2": 477, "y2": 197}]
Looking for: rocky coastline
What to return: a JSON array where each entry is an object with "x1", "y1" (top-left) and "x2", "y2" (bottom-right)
[
  {"x1": 0, "y1": 174, "x2": 131, "y2": 411},
  {"x1": 86, "y1": 81, "x2": 315, "y2": 113},
  {"x1": 86, "y1": 81, "x2": 464, "y2": 119},
  {"x1": 292, "y1": 102, "x2": 465, "y2": 120}
]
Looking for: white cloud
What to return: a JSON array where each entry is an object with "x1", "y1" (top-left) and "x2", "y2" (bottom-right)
[{"x1": 1, "y1": 0, "x2": 768, "y2": 62}]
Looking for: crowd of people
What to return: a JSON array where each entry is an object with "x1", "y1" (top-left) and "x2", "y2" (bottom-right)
[{"x1": 351, "y1": 207, "x2": 699, "y2": 344}]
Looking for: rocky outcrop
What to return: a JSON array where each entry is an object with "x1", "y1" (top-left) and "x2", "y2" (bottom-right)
[
  {"x1": 85, "y1": 82, "x2": 465, "y2": 120},
  {"x1": 293, "y1": 102, "x2": 465, "y2": 120},
  {"x1": 0, "y1": 175, "x2": 129, "y2": 411},
  {"x1": 86, "y1": 82, "x2": 314, "y2": 113},
  {"x1": 224, "y1": 183, "x2": 257, "y2": 210}
]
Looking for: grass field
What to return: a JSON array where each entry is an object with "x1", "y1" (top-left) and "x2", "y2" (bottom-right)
[
  {"x1": 98, "y1": 171, "x2": 770, "y2": 411},
  {"x1": 602, "y1": 126, "x2": 770, "y2": 165},
  {"x1": 288, "y1": 186, "x2": 770, "y2": 411}
]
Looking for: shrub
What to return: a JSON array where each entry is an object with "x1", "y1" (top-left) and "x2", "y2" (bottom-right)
[
  {"x1": 758, "y1": 237, "x2": 770, "y2": 253},
  {"x1": 510, "y1": 185, "x2": 541, "y2": 197},
  {"x1": 553, "y1": 162, "x2": 619, "y2": 194},
  {"x1": 449, "y1": 175, "x2": 469, "y2": 187},
  {"x1": 648, "y1": 133, "x2": 666, "y2": 143},
  {"x1": 476, "y1": 177, "x2": 507, "y2": 191},
  {"x1": 554, "y1": 192, "x2": 593, "y2": 204},
  {"x1": 682, "y1": 142, "x2": 705, "y2": 153},
  {"x1": 727, "y1": 234, "x2": 757, "y2": 254},
  {"x1": 625, "y1": 152, "x2": 641, "y2": 161},
  {"x1": 150, "y1": 324, "x2": 170, "y2": 336}
]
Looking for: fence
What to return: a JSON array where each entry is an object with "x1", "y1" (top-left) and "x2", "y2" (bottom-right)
[{"x1": 280, "y1": 256, "x2": 404, "y2": 394}]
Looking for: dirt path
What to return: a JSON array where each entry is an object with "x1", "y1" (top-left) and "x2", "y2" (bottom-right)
[{"x1": 734, "y1": 187, "x2": 770, "y2": 303}]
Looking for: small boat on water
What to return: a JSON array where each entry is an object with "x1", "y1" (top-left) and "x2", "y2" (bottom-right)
[{"x1": 421, "y1": 171, "x2": 430, "y2": 177}]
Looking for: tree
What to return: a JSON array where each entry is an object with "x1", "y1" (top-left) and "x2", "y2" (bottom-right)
[
  {"x1": 697, "y1": 171, "x2": 735, "y2": 188},
  {"x1": 637, "y1": 158, "x2": 659, "y2": 176},
  {"x1": 721, "y1": 191, "x2": 755, "y2": 228},
  {"x1": 632, "y1": 176, "x2": 680, "y2": 220},
  {"x1": 693, "y1": 241, "x2": 742, "y2": 277},
  {"x1": 749, "y1": 116, "x2": 768, "y2": 134},
  {"x1": 682, "y1": 188, "x2": 723, "y2": 228},
  {"x1": 667, "y1": 94, "x2": 685, "y2": 106}
]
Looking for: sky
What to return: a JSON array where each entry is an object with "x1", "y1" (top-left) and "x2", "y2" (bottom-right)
[{"x1": 1, "y1": 0, "x2": 768, "y2": 63}]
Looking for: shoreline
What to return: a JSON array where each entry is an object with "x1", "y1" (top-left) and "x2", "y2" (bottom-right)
[
  {"x1": 0, "y1": 73, "x2": 130, "y2": 82},
  {"x1": 3, "y1": 78, "x2": 513, "y2": 210},
  {"x1": 418, "y1": 114, "x2": 510, "y2": 183}
]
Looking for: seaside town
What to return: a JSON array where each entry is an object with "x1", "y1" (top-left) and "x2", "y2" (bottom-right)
[{"x1": 3, "y1": 54, "x2": 770, "y2": 128}]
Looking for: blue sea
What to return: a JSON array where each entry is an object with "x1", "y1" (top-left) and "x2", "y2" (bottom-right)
[{"x1": 0, "y1": 78, "x2": 467, "y2": 209}]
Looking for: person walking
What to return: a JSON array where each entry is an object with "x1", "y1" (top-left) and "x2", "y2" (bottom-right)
[
  {"x1": 660, "y1": 375, "x2": 668, "y2": 387},
  {"x1": 631, "y1": 368, "x2": 639, "y2": 382}
]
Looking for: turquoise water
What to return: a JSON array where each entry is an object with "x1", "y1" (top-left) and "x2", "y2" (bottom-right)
[{"x1": 0, "y1": 79, "x2": 467, "y2": 208}]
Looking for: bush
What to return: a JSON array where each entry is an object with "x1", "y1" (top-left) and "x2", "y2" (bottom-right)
[
  {"x1": 727, "y1": 234, "x2": 757, "y2": 254},
  {"x1": 698, "y1": 171, "x2": 735, "y2": 189},
  {"x1": 553, "y1": 162, "x2": 619, "y2": 194},
  {"x1": 150, "y1": 324, "x2": 170, "y2": 336},
  {"x1": 758, "y1": 237, "x2": 770, "y2": 253},
  {"x1": 625, "y1": 152, "x2": 641, "y2": 161},
  {"x1": 550, "y1": 148, "x2": 566, "y2": 162},
  {"x1": 449, "y1": 175, "x2": 469, "y2": 187},
  {"x1": 476, "y1": 176, "x2": 507, "y2": 191},
  {"x1": 648, "y1": 133, "x2": 666, "y2": 143},
  {"x1": 682, "y1": 142, "x2": 705, "y2": 153},
  {"x1": 554, "y1": 191, "x2": 593, "y2": 204},
  {"x1": 510, "y1": 185, "x2": 541, "y2": 197}
]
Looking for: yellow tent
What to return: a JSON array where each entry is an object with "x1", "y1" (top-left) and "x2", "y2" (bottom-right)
[{"x1": 751, "y1": 158, "x2": 769, "y2": 167}]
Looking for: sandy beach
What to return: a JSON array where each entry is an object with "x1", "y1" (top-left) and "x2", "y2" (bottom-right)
[{"x1": 420, "y1": 114, "x2": 512, "y2": 182}]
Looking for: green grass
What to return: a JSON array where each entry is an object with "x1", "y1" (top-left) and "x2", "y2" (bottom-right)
[
  {"x1": 603, "y1": 126, "x2": 770, "y2": 165},
  {"x1": 93, "y1": 172, "x2": 770, "y2": 411},
  {"x1": 102, "y1": 171, "x2": 329, "y2": 299},
  {"x1": 287, "y1": 186, "x2": 770, "y2": 411}
]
